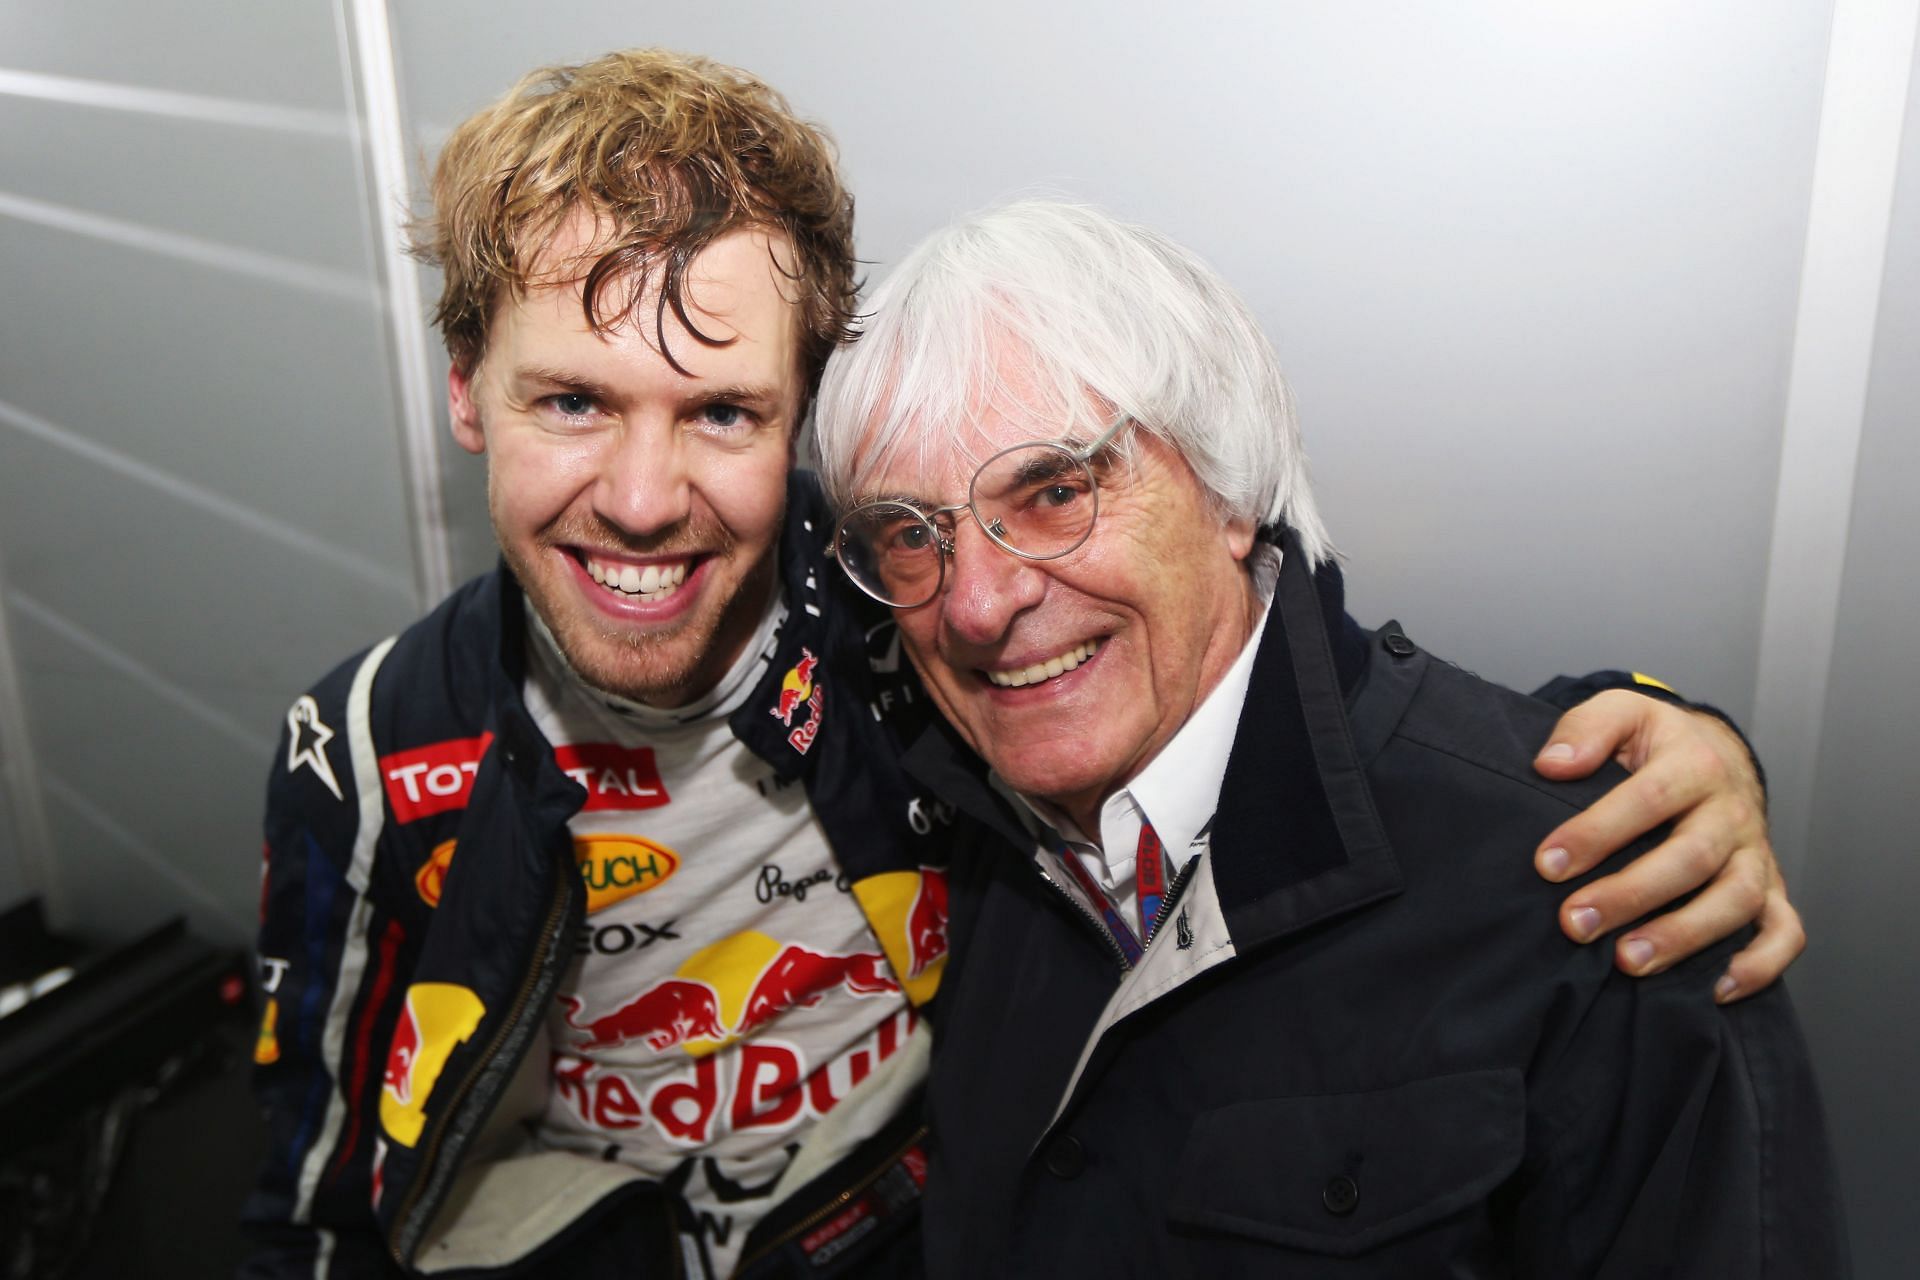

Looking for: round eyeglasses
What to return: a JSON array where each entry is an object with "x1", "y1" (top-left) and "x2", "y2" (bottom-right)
[{"x1": 834, "y1": 415, "x2": 1133, "y2": 608}]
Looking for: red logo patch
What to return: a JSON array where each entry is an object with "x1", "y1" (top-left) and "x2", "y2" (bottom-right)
[
  {"x1": 553, "y1": 744, "x2": 670, "y2": 811},
  {"x1": 381, "y1": 734, "x2": 493, "y2": 823}
]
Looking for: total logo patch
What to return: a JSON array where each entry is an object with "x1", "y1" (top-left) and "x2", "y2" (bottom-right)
[
  {"x1": 381, "y1": 737, "x2": 670, "y2": 824},
  {"x1": 770, "y1": 648, "x2": 825, "y2": 755},
  {"x1": 413, "y1": 834, "x2": 679, "y2": 911},
  {"x1": 380, "y1": 982, "x2": 486, "y2": 1148},
  {"x1": 382, "y1": 734, "x2": 493, "y2": 823},
  {"x1": 554, "y1": 744, "x2": 670, "y2": 812}
]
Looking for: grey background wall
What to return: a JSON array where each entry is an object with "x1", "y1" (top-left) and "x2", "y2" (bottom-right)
[
  {"x1": 0, "y1": 0, "x2": 1911, "y2": 1271},
  {"x1": 1791, "y1": 25, "x2": 1920, "y2": 1270},
  {"x1": 0, "y1": 0, "x2": 425, "y2": 941}
]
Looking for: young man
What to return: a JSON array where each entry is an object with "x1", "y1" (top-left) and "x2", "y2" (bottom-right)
[
  {"x1": 244, "y1": 52, "x2": 1796, "y2": 1279},
  {"x1": 811, "y1": 199, "x2": 1842, "y2": 1276}
]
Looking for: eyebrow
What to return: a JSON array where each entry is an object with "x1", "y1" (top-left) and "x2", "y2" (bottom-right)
[
  {"x1": 683, "y1": 384, "x2": 787, "y2": 413},
  {"x1": 511, "y1": 365, "x2": 617, "y2": 400},
  {"x1": 510, "y1": 369, "x2": 789, "y2": 416},
  {"x1": 853, "y1": 491, "x2": 951, "y2": 514}
]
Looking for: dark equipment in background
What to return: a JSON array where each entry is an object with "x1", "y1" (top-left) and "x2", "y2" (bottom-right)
[{"x1": 0, "y1": 899, "x2": 257, "y2": 1279}]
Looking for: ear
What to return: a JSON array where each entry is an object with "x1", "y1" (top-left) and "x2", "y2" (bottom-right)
[
  {"x1": 448, "y1": 362, "x2": 486, "y2": 455},
  {"x1": 1224, "y1": 512, "x2": 1258, "y2": 563}
]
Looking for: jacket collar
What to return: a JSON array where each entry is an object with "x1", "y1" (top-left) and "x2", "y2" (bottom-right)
[
  {"x1": 1209, "y1": 528, "x2": 1402, "y2": 948},
  {"x1": 903, "y1": 526, "x2": 1404, "y2": 950}
]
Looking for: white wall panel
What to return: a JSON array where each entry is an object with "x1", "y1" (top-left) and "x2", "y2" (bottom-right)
[
  {"x1": 1794, "y1": 24, "x2": 1920, "y2": 1278},
  {"x1": 0, "y1": 1, "x2": 352, "y2": 111},
  {"x1": 0, "y1": 96, "x2": 372, "y2": 275}
]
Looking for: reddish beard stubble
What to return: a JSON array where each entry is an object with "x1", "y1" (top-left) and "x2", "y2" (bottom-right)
[{"x1": 501, "y1": 504, "x2": 779, "y2": 706}]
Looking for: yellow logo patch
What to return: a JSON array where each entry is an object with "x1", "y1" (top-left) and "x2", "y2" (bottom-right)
[
  {"x1": 575, "y1": 834, "x2": 681, "y2": 914},
  {"x1": 253, "y1": 998, "x2": 281, "y2": 1065},
  {"x1": 414, "y1": 838, "x2": 457, "y2": 907},
  {"x1": 380, "y1": 982, "x2": 485, "y2": 1148}
]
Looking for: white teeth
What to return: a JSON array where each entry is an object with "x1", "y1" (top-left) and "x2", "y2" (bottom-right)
[
  {"x1": 586, "y1": 557, "x2": 690, "y2": 599},
  {"x1": 987, "y1": 639, "x2": 1100, "y2": 688}
]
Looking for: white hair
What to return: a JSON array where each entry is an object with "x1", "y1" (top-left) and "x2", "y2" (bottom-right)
[{"x1": 812, "y1": 199, "x2": 1333, "y2": 566}]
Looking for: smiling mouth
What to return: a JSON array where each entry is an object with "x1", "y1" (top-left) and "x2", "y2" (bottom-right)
[
  {"x1": 583, "y1": 554, "x2": 691, "y2": 601},
  {"x1": 985, "y1": 639, "x2": 1101, "y2": 688}
]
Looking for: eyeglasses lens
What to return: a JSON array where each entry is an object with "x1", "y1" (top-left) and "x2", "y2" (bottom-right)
[
  {"x1": 971, "y1": 444, "x2": 1097, "y2": 558},
  {"x1": 838, "y1": 502, "x2": 943, "y2": 607}
]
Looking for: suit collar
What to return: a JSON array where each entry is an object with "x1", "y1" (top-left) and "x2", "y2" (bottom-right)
[{"x1": 1208, "y1": 528, "x2": 1402, "y2": 947}]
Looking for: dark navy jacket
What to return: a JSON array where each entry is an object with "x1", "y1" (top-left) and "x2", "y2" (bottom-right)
[{"x1": 912, "y1": 534, "x2": 1846, "y2": 1278}]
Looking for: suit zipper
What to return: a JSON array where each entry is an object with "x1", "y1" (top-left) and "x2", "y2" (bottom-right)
[
  {"x1": 732, "y1": 1124, "x2": 929, "y2": 1272},
  {"x1": 386, "y1": 865, "x2": 573, "y2": 1266},
  {"x1": 1145, "y1": 855, "x2": 1200, "y2": 947},
  {"x1": 1035, "y1": 867, "x2": 1132, "y2": 971}
]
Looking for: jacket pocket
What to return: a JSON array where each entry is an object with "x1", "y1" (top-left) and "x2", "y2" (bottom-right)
[{"x1": 1165, "y1": 1067, "x2": 1524, "y2": 1258}]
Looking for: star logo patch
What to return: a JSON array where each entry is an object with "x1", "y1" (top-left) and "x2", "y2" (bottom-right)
[{"x1": 286, "y1": 695, "x2": 343, "y2": 800}]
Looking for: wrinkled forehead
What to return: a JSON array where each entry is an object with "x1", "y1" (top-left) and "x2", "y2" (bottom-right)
[{"x1": 844, "y1": 344, "x2": 1120, "y2": 505}]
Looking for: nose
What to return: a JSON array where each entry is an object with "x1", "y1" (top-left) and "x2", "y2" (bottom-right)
[
  {"x1": 936, "y1": 515, "x2": 1046, "y2": 646},
  {"x1": 592, "y1": 420, "x2": 692, "y2": 537}
]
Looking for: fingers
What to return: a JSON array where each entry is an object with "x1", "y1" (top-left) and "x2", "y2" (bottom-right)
[
  {"x1": 1584, "y1": 841, "x2": 1770, "y2": 974},
  {"x1": 1535, "y1": 745, "x2": 1721, "y2": 882},
  {"x1": 1555, "y1": 810, "x2": 1735, "y2": 947},
  {"x1": 1712, "y1": 886, "x2": 1807, "y2": 1003},
  {"x1": 1533, "y1": 690, "x2": 1660, "y2": 780}
]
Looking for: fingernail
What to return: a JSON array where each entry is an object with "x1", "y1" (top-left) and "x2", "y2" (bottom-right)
[
  {"x1": 1539, "y1": 846, "x2": 1570, "y2": 879},
  {"x1": 1539, "y1": 742, "x2": 1577, "y2": 764},
  {"x1": 1715, "y1": 974, "x2": 1740, "y2": 1003},
  {"x1": 1621, "y1": 937, "x2": 1655, "y2": 972},
  {"x1": 1568, "y1": 906, "x2": 1602, "y2": 942}
]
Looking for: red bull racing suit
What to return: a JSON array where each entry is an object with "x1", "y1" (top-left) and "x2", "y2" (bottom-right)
[
  {"x1": 911, "y1": 530, "x2": 1845, "y2": 1278},
  {"x1": 242, "y1": 475, "x2": 949, "y2": 1278}
]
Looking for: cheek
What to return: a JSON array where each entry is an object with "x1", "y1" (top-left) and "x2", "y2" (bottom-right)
[{"x1": 702, "y1": 445, "x2": 791, "y2": 535}]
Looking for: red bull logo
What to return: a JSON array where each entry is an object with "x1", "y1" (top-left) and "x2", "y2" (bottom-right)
[
  {"x1": 551, "y1": 1005, "x2": 920, "y2": 1147},
  {"x1": 770, "y1": 650, "x2": 819, "y2": 727},
  {"x1": 851, "y1": 868, "x2": 950, "y2": 1006},
  {"x1": 771, "y1": 650, "x2": 826, "y2": 754},
  {"x1": 560, "y1": 980, "x2": 726, "y2": 1053},
  {"x1": 380, "y1": 982, "x2": 485, "y2": 1147},
  {"x1": 561, "y1": 930, "x2": 900, "y2": 1058}
]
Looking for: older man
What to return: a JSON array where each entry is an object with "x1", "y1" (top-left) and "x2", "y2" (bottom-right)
[{"x1": 814, "y1": 201, "x2": 1844, "y2": 1276}]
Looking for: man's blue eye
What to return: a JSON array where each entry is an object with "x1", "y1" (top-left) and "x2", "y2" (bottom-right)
[
  {"x1": 552, "y1": 394, "x2": 593, "y2": 417},
  {"x1": 702, "y1": 404, "x2": 744, "y2": 428}
]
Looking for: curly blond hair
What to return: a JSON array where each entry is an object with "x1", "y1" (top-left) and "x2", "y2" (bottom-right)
[{"x1": 413, "y1": 48, "x2": 858, "y2": 383}]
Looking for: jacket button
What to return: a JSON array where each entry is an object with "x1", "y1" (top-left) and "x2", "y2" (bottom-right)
[
  {"x1": 1322, "y1": 1173, "x2": 1360, "y2": 1216},
  {"x1": 1383, "y1": 631, "x2": 1416, "y2": 658},
  {"x1": 1042, "y1": 1135, "x2": 1086, "y2": 1179}
]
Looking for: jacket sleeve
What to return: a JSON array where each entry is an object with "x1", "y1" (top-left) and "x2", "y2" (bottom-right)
[
  {"x1": 1513, "y1": 937, "x2": 1848, "y2": 1277},
  {"x1": 1530, "y1": 669, "x2": 1767, "y2": 794},
  {"x1": 238, "y1": 662, "x2": 414, "y2": 1280}
]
